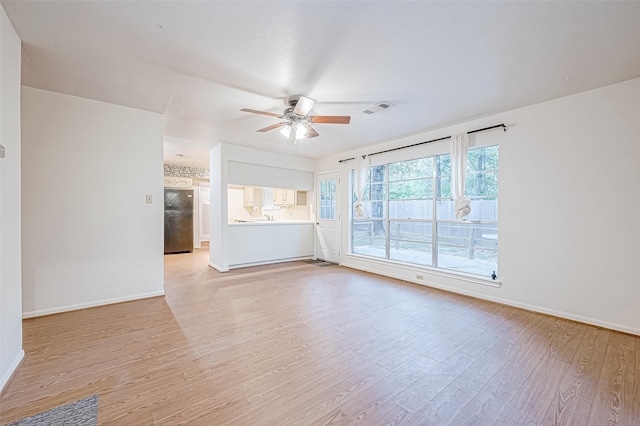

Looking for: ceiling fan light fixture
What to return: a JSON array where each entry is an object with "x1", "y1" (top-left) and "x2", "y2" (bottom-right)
[
  {"x1": 295, "y1": 123, "x2": 306, "y2": 139},
  {"x1": 280, "y1": 125, "x2": 292, "y2": 138},
  {"x1": 280, "y1": 123, "x2": 306, "y2": 140}
]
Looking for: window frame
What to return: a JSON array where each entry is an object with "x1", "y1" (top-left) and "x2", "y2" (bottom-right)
[{"x1": 350, "y1": 144, "x2": 499, "y2": 281}]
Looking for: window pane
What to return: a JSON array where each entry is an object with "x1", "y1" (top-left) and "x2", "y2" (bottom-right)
[
  {"x1": 370, "y1": 165, "x2": 386, "y2": 183},
  {"x1": 363, "y1": 184, "x2": 387, "y2": 201},
  {"x1": 437, "y1": 222, "x2": 498, "y2": 277},
  {"x1": 437, "y1": 245, "x2": 497, "y2": 278},
  {"x1": 321, "y1": 204, "x2": 336, "y2": 220},
  {"x1": 467, "y1": 145, "x2": 499, "y2": 172},
  {"x1": 436, "y1": 176, "x2": 450, "y2": 198},
  {"x1": 389, "y1": 200, "x2": 433, "y2": 219},
  {"x1": 437, "y1": 222, "x2": 498, "y2": 249},
  {"x1": 390, "y1": 221, "x2": 432, "y2": 242},
  {"x1": 353, "y1": 201, "x2": 386, "y2": 218},
  {"x1": 389, "y1": 179, "x2": 433, "y2": 200},
  {"x1": 389, "y1": 158, "x2": 432, "y2": 181},
  {"x1": 390, "y1": 241, "x2": 433, "y2": 266},
  {"x1": 436, "y1": 199, "x2": 498, "y2": 221},
  {"x1": 367, "y1": 183, "x2": 386, "y2": 201},
  {"x1": 353, "y1": 220, "x2": 387, "y2": 258},
  {"x1": 437, "y1": 154, "x2": 451, "y2": 176},
  {"x1": 465, "y1": 171, "x2": 498, "y2": 198},
  {"x1": 436, "y1": 200, "x2": 455, "y2": 220}
]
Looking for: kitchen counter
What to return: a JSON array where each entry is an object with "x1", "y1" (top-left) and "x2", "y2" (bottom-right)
[
  {"x1": 226, "y1": 220, "x2": 314, "y2": 268},
  {"x1": 229, "y1": 219, "x2": 313, "y2": 225}
]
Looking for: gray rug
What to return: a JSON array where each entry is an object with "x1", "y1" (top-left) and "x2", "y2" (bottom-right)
[
  {"x1": 304, "y1": 260, "x2": 336, "y2": 267},
  {"x1": 6, "y1": 394, "x2": 98, "y2": 426}
]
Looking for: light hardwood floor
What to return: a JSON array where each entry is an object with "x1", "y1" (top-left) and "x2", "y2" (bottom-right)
[{"x1": 1, "y1": 247, "x2": 638, "y2": 425}]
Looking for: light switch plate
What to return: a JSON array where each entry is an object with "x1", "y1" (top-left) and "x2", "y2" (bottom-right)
[{"x1": 146, "y1": 194, "x2": 153, "y2": 204}]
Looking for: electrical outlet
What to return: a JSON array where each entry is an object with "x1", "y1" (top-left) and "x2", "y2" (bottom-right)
[
  {"x1": 416, "y1": 274, "x2": 424, "y2": 280},
  {"x1": 146, "y1": 194, "x2": 153, "y2": 204}
]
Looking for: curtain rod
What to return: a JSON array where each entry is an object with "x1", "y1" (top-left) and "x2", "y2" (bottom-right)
[{"x1": 338, "y1": 123, "x2": 507, "y2": 163}]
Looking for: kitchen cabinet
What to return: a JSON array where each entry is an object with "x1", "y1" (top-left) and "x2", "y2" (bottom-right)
[
  {"x1": 273, "y1": 188, "x2": 296, "y2": 206},
  {"x1": 164, "y1": 176, "x2": 192, "y2": 188},
  {"x1": 243, "y1": 186, "x2": 263, "y2": 207}
]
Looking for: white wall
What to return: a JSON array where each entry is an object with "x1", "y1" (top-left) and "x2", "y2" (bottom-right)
[
  {"x1": 21, "y1": 87, "x2": 165, "y2": 317},
  {"x1": 317, "y1": 78, "x2": 640, "y2": 335},
  {"x1": 0, "y1": 4, "x2": 23, "y2": 391}
]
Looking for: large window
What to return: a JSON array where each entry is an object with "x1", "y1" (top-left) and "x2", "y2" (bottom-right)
[{"x1": 351, "y1": 145, "x2": 498, "y2": 279}]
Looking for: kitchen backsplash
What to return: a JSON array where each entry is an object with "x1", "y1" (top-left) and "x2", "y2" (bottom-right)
[{"x1": 164, "y1": 164, "x2": 210, "y2": 179}]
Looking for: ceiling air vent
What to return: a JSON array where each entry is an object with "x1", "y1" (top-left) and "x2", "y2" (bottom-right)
[{"x1": 361, "y1": 101, "x2": 395, "y2": 115}]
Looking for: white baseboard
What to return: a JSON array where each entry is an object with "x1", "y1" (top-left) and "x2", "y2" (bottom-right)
[
  {"x1": 22, "y1": 291, "x2": 166, "y2": 319},
  {"x1": 209, "y1": 262, "x2": 229, "y2": 272},
  {"x1": 343, "y1": 263, "x2": 640, "y2": 336},
  {"x1": 1, "y1": 349, "x2": 24, "y2": 392},
  {"x1": 228, "y1": 256, "x2": 313, "y2": 270}
]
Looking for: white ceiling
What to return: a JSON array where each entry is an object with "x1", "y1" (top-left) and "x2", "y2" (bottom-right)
[{"x1": 3, "y1": 1, "x2": 640, "y2": 169}]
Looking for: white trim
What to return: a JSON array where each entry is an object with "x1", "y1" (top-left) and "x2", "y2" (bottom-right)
[
  {"x1": 228, "y1": 256, "x2": 313, "y2": 270},
  {"x1": 346, "y1": 253, "x2": 501, "y2": 288},
  {"x1": 22, "y1": 291, "x2": 165, "y2": 319},
  {"x1": 1, "y1": 349, "x2": 25, "y2": 392},
  {"x1": 343, "y1": 262, "x2": 640, "y2": 336},
  {"x1": 208, "y1": 262, "x2": 229, "y2": 272}
]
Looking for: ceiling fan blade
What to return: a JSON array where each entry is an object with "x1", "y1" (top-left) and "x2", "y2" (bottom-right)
[
  {"x1": 241, "y1": 108, "x2": 283, "y2": 118},
  {"x1": 309, "y1": 115, "x2": 351, "y2": 124},
  {"x1": 303, "y1": 123, "x2": 319, "y2": 138},
  {"x1": 256, "y1": 122, "x2": 288, "y2": 132},
  {"x1": 293, "y1": 96, "x2": 317, "y2": 116}
]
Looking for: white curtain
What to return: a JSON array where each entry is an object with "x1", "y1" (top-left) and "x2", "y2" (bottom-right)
[
  {"x1": 450, "y1": 132, "x2": 471, "y2": 219},
  {"x1": 354, "y1": 156, "x2": 368, "y2": 217}
]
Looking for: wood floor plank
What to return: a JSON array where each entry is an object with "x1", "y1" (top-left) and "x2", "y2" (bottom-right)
[
  {"x1": 356, "y1": 401, "x2": 409, "y2": 426},
  {"x1": 2, "y1": 247, "x2": 638, "y2": 425},
  {"x1": 548, "y1": 322, "x2": 587, "y2": 363},
  {"x1": 265, "y1": 364, "x2": 391, "y2": 425},
  {"x1": 503, "y1": 317, "x2": 565, "y2": 378},
  {"x1": 338, "y1": 357, "x2": 434, "y2": 423},
  {"x1": 456, "y1": 339, "x2": 518, "y2": 392},
  {"x1": 587, "y1": 341, "x2": 636, "y2": 426},
  {"x1": 403, "y1": 380, "x2": 477, "y2": 425},
  {"x1": 309, "y1": 408, "x2": 358, "y2": 426},
  {"x1": 449, "y1": 368, "x2": 526, "y2": 425},
  {"x1": 509, "y1": 355, "x2": 570, "y2": 421},
  {"x1": 554, "y1": 336, "x2": 606, "y2": 404},
  {"x1": 393, "y1": 351, "x2": 477, "y2": 413},
  {"x1": 632, "y1": 368, "x2": 640, "y2": 426},
  {"x1": 581, "y1": 326, "x2": 611, "y2": 354},
  {"x1": 495, "y1": 406, "x2": 539, "y2": 425},
  {"x1": 541, "y1": 391, "x2": 592, "y2": 426}
]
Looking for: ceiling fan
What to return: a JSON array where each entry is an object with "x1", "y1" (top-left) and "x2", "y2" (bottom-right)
[{"x1": 241, "y1": 96, "x2": 351, "y2": 143}]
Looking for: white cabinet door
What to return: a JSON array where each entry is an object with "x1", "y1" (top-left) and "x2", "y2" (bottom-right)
[
  {"x1": 174, "y1": 177, "x2": 192, "y2": 188},
  {"x1": 272, "y1": 188, "x2": 284, "y2": 205},
  {"x1": 164, "y1": 176, "x2": 193, "y2": 188},
  {"x1": 243, "y1": 187, "x2": 254, "y2": 207},
  {"x1": 283, "y1": 189, "x2": 296, "y2": 206},
  {"x1": 243, "y1": 187, "x2": 263, "y2": 207},
  {"x1": 273, "y1": 188, "x2": 296, "y2": 206}
]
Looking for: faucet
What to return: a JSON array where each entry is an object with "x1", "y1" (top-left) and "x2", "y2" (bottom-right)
[{"x1": 264, "y1": 214, "x2": 273, "y2": 221}]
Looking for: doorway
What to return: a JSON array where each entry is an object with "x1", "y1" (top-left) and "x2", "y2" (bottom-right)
[{"x1": 315, "y1": 171, "x2": 341, "y2": 263}]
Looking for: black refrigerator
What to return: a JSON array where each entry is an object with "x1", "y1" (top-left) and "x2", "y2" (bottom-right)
[{"x1": 164, "y1": 189, "x2": 194, "y2": 254}]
